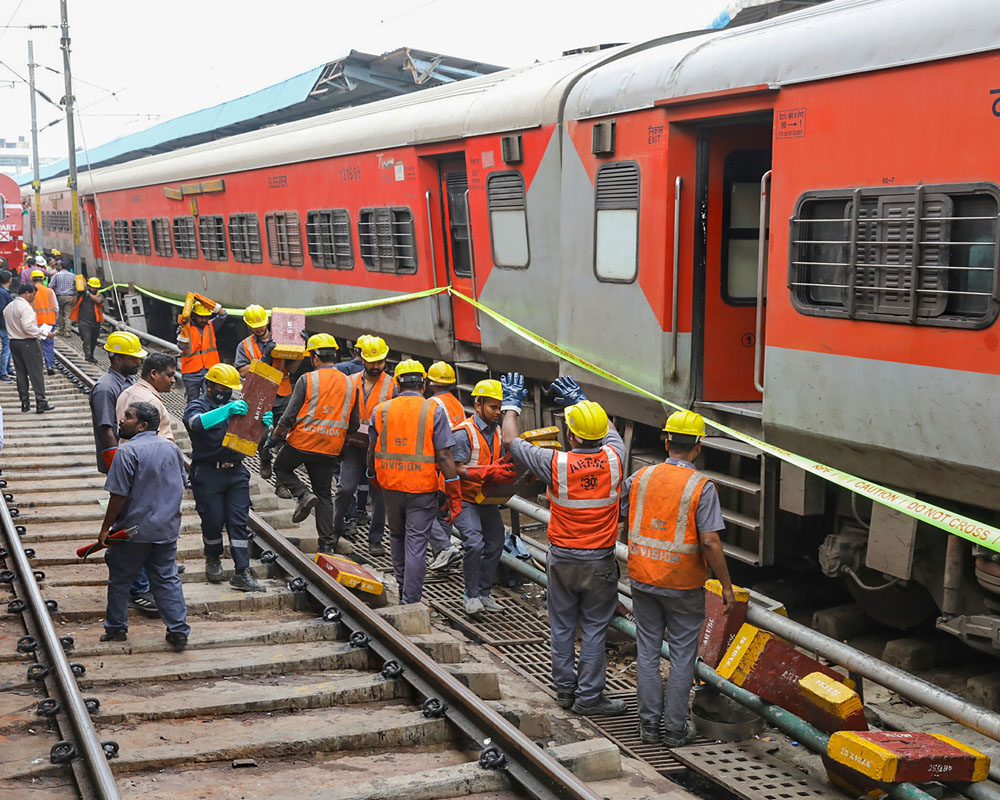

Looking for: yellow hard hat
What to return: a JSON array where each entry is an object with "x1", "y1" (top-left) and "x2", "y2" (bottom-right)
[
  {"x1": 87, "y1": 277, "x2": 101, "y2": 289},
  {"x1": 21, "y1": 243, "x2": 27, "y2": 250},
  {"x1": 354, "y1": 334, "x2": 371, "y2": 349},
  {"x1": 243, "y1": 304, "x2": 268, "y2": 328},
  {"x1": 427, "y1": 361, "x2": 456, "y2": 385},
  {"x1": 205, "y1": 363, "x2": 242, "y2": 391},
  {"x1": 360, "y1": 335, "x2": 389, "y2": 362},
  {"x1": 51, "y1": 249, "x2": 61, "y2": 256},
  {"x1": 663, "y1": 409, "x2": 706, "y2": 438},
  {"x1": 103, "y1": 331, "x2": 148, "y2": 358},
  {"x1": 193, "y1": 301, "x2": 213, "y2": 316},
  {"x1": 564, "y1": 400, "x2": 610, "y2": 441},
  {"x1": 305, "y1": 333, "x2": 339, "y2": 354},
  {"x1": 30, "y1": 269, "x2": 45, "y2": 280},
  {"x1": 394, "y1": 359, "x2": 426, "y2": 381},
  {"x1": 471, "y1": 379, "x2": 503, "y2": 401}
]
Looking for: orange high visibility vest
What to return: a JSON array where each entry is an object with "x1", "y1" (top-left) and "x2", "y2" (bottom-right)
[
  {"x1": 373, "y1": 396, "x2": 439, "y2": 493},
  {"x1": 33, "y1": 286, "x2": 57, "y2": 326},
  {"x1": 286, "y1": 367, "x2": 354, "y2": 456},
  {"x1": 239, "y1": 334, "x2": 292, "y2": 397},
  {"x1": 546, "y1": 445, "x2": 623, "y2": 550},
  {"x1": 69, "y1": 293, "x2": 104, "y2": 323},
  {"x1": 453, "y1": 415, "x2": 501, "y2": 502},
  {"x1": 353, "y1": 369, "x2": 394, "y2": 420},
  {"x1": 626, "y1": 463, "x2": 710, "y2": 590},
  {"x1": 432, "y1": 391, "x2": 466, "y2": 427},
  {"x1": 181, "y1": 323, "x2": 220, "y2": 374}
]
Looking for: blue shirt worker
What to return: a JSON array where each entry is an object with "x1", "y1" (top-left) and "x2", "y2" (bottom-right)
[
  {"x1": 98, "y1": 401, "x2": 189, "y2": 649},
  {"x1": 501, "y1": 373, "x2": 627, "y2": 718},
  {"x1": 368, "y1": 360, "x2": 459, "y2": 605},
  {"x1": 450, "y1": 379, "x2": 518, "y2": 617},
  {"x1": 335, "y1": 335, "x2": 368, "y2": 377},
  {"x1": 184, "y1": 363, "x2": 270, "y2": 593},
  {"x1": 49, "y1": 262, "x2": 77, "y2": 337},
  {"x1": 622, "y1": 409, "x2": 735, "y2": 748}
]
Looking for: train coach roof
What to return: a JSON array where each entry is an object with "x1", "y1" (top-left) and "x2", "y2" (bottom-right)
[{"x1": 564, "y1": 0, "x2": 1000, "y2": 120}]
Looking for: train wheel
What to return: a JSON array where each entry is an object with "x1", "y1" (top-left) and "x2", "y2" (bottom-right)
[{"x1": 844, "y1": 567, "x2": 938, "y2": 630}]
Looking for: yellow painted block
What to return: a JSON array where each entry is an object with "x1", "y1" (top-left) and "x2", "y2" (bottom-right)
[
  {"x1": 799, "y1": 672, "x2": 863, "y2": 718},
  {"x1": 248, "y1": 359, "x2": 283, "y2": 383},
  {"x1": 705, "y1": 578, "x2": 749, "y2": 603},
  {"x1": 715, "y1": 623, "x2": 768, "y2": 684},
  {"x1": 520, "y1": 426, "x2": 560, "y2": 442},
  {"x1": 527, "y1": 439, "x2": 562, "y2": 450},
  {"x1": 828, "y1": 731, "x2": 900, "y2": 782},
  {"x1": 931, "y1": 735, "x2": 991, "y2": 782},
  {"x1": 221, "y1": 433, "x2": 259, "y2": 456}
]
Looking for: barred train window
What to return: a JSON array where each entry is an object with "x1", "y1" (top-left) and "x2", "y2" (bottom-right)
[
  {"x1": 789, "y1": 184, "x2": 999, "y2": 327},
  {"x1": 487, "y1": 171, "x2": 529, "y2": 269},
  {"x1": 98, "y1": 220, "x2": 114, "y2": 253},
  {"x1": 265, "y1": 211, "x2": 304, "y2": 267},
  {"x1": 197, "y1": 215, "x2": 227, "y2": 262},
  {"x1": 358, "y1": 207, "x2": 416, "y2": 274},
  {"x1": 445, "y1": 173, "x2": 472, "y2": 277},
  {"x1": 172, "y1": 216, "x2": 198, "y2": 259},
  {"x1": 113, "y1": 219, "x2": 132, "y2": 254},
  {"x1": 306, "y1": 209, "x2": 353, "y2": 269},
  {"x1": 229, "y1": 213, "x2": 262, "y2": 264},
  {"x1": 152, "y1": 218, "x2": 172, "y2": 258},
  {"x1": 131, "y1": 219, "x2": 151, "y2": 256},
  {"x1": 594, "y1": 161, "x2": 640, "y2": 282}
]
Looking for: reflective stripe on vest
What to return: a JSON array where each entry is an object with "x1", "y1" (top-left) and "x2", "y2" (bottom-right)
[
  {"x1": 181, "y1": 324, "x2": 220, "y2": 374},
  {"x1": 453, "y1": 415, "x2": 501, "y2": 502},
  {"x1": 286, "y1": 368, "x2": 353, "y2": 456},
  {"x1": 432, "y1": 392, "x2": 466, "y2": 427},
  {"x1": 354, "y1": 370, "x2": 394, "y2": 420},
  {"x1": 373, "y1": 396, "x2": 439, "y2": 493},
  {"x1": 239, "y1": 335, "x2": 292, "y2": 396},
  {"x1": 626, "y1": 463, "x2": 709, "y2": 590},
  {"x1": 33, "y1": 287, "x2": 57, "y2": 325},
  {"x1": 69, "y1": 293, "x2": 104, "y2": 323},
  {"x1": 546, "y1": 444, "x2": 623, "y2": 549}
]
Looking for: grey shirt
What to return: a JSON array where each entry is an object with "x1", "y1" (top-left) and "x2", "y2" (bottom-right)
[
  {"x1": 49, "y1": 270, "x2": 76, "y2": 295},
  {"x1": 369, "y1": 389, "x2": 456, "y2": 451},
  {"x1": 277, "y1": 365, "x2": 361, "y2": 433},
  {"x1": 90, "y1": 369, "x2": 134, "y2": 473},
  {"x1": 104, "y1": 431, "x2": 186, "y2": 544},
  {"x1": 451, "y1": 413, "x2": 503, "y2": 464}
]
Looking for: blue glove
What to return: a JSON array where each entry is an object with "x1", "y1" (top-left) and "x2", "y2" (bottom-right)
[
  {"x1": 550, "y1": 376, "x2": 588, "y2": 407},
  {"x1": 262, "y1": 411, "x2": 274, "y2": 427},
  {"x1": 500, "y1": 372, "x2": 528, "y2": 413},
  {"x1": 198, "y1": 400, "x2": 249, "y2": 430}
]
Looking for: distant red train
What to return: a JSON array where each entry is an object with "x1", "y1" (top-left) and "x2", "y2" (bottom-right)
[
  {"x1": 0, "y1": 173, "x2": 24, "y2": 271},
  {"x1": 24, "y1": 0, "x2": 1000, "y2": 650}
]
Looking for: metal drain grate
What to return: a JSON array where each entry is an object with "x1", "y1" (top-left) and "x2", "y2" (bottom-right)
[
  {"x1": 432, "y1": 596, "x2": 548, "y2": 646},
  {"x1": 672, "y1": 743, "x2": 840, "y2": 800}
]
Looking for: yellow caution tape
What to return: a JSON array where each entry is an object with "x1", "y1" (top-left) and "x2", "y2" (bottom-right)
[{"x1": 447, "y1": 287, "x2": 1000, "y2": 554}]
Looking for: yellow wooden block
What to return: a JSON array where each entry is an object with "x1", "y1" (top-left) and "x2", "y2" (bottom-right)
[
  {"x1": 520, "y1": 426, "x2": 560, "y2": 442},
  {"x1": 828, "y1": 731, "x2": 900, "y2": 781},
  {"x1": 715, "y1": 623, "x2": 768, "y2": 683},
  {"x1": 705, "y1": 578, "x2": 749, "y2": 603},
  {"x1": 248, "y1": 359, "x2": 283, "y2": 383},
  {"x1": 931, "y1": 735, "x2": 991, "y2": 782},
  {"x1": 799, "y1": 672, "x2": 863, "y2": 718},
  {"x1": 528, "y1": 439, "x2": 562, "y2": 450},
  {"x1": 221, "y1": 433, "x2": 259, "y2": 457}
]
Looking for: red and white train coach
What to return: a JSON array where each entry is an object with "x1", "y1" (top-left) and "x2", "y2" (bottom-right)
[{"x1": 27, "y1": 0, "x2": 1000, "y2": 648}]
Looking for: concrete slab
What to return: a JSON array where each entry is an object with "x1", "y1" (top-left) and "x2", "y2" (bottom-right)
[
  {"x1": 443, "y1": 663, "x2": 501, "y2": 700},
  {"x1": 411, "y1": 632, "x2": 464, "y2": 663},
  {"x1": 376, "y1": 602, "x2": 431, "y2": 635}
]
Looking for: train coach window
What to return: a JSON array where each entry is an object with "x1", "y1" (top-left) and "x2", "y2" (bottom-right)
[
  {"x1": 172, "y1": 216, "x2": 198, "y2": 259},
  {"x1": 594, "y1": 161, "x2": 639, "y2": 283},
  {"x1": 152, "y1": 218, "x2": 172, "y2": 258},
  {"x1": 358, "y1": 207, "x2": 417, "y2": 274},
  {"x1": 722, "y1": 150, "x2": 771, "y2": 304},
  {"x1": 487, "y1": 171, "x2": 529, "y2": 269},
  {"x1": 265, "y1": 211, "x2": 304, "y2": 267},
  {"x1": 131, "y1": 219, "x2": 151, "y2": 256},
  {"x1": 113, "y1": 220, "x2": 132, "y2": 254},
  {"x1": 229, "y1": 213, "x2": 262, "y2": 264},
  {"x1": 789, "y1": 184, "x2": 999, "y2": 328},
  {"x1": 306, "y1": 209, "x2": 353, "y2": 269},
  {"x1": 199, "y1": 215, "x2": 228, "y2": 261},
  {"x1": 98, "y1": 220, "x2": 114, "y2": 253}
]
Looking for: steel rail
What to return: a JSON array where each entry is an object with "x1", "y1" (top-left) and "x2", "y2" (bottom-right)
[
  {"x1": 55, "y1": 347, "x2": 600, "y2": 800},
  {"x1": 0, "y1": 467, "x2": 120, "y2": 798}
]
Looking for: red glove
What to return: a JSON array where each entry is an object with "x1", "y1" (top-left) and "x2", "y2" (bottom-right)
[
  {"x1": 101, "y1": 447, "x2": 118, "y2": 471},
  {"x1": 464, "y1": 461, "x2": 519, "y2": 484},
  {"x1": 443, "y1": 477, "x2": 463, "y2": 523}
]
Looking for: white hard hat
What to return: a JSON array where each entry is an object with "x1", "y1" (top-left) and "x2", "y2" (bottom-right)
[{"x1": 34, "y1": 256, "x2": 46, "y2": 266}]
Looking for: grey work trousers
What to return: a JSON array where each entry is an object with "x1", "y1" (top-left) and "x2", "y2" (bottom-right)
[
  {"x1": 104, "y1": 539, "x2": 189, "y2": 636},
  {"x1": 382, "y1": 487, "x2": 438, "y2": 605},
  {"x1": 454, "y1": 502, "x2": 504, "y2": 599},
  {"x1": 57, "y1": 294, "x2": 75, "y2": 336},
  {"x1": 633, "y1": 585, "x2": 705, "y2": 733},
  {"x1": 546, "y1": 548, "x2": 619, "y2": 704},
  {"x1": 334, "y1": 446, "x2": 384, "y2": 544},
  {"x1": 428, "y1": 512, "x2": 453, "y2": 555},
  {"x1": 190, "y1": 463, "x2": 251, "y2": 571},
  {"x1": 9, "y1": 337, "x2": 46, "y2": 405},
  {"x1": 273, "y1": 445, "x2": 337, "y2": 542},
  {"x1": 182, "y1": 368, "x2": 207, "y2": 405}
]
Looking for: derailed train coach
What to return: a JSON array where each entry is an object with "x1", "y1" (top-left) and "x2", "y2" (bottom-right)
[{"x1": 25, "y1": 0, "x2": 1000, "y2": 650}]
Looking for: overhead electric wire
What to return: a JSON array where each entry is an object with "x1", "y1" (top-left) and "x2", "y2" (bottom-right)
[{"x1": 0, "y1": 0, "x2": 27, "y2": 48}]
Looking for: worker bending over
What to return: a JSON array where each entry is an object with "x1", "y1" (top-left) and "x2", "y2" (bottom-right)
[
  {"x1": 427, "y1": 361, "x2": 465, "y2": 571},
  {"x1": 30, "y1": 270, "x2": 56, "y2": 375},
  {"x1": 271, "y1": 334, "x2": 360, "y2": 556},
  {"x1": 451, "y1": 379, "x2": 518, "y2": 615},
  {"x1": 184, "y1": 363, "x2": 270, "y2": 592},
  {"x1": 178, "y1": 300, "x2": 226, "y2": 404},
  {"x1": 335, "y1": 336, "x2": 393, "y2": 552},
  {"x1": 623, "y1": 410, "x2": 735, "y2": 747},
  {"x1": 70, "y1": 277, "x2": 105, "y2": 362},
  {"x1": 502, "y1": 373, "x2": 626, "y2": 718},
  {"x1": 369, "y1": 360, "x2": 459, "y2": 604}
]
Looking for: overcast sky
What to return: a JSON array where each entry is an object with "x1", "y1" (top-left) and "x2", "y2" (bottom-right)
[{"x1": 0, "y1": 0, "x2": 713, "y2": 162}]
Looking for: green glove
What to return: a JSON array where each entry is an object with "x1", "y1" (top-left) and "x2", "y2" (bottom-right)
[
  {"x1": 198, "y1": 400, "x2": 248, "y2": 430},
  {"x1": 262, "y1": 411, "x2": 274, "y2": 426}
]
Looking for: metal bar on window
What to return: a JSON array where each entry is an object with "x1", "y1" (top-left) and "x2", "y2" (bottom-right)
[
  {"x1": 909, "y1": 186, "x2": 923, "y2": 322},
  {"x1": 846, "y1": 188, "x2": 861, "y2": 317}
]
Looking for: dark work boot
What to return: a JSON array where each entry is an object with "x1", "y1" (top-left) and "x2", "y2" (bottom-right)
[
  {"x1": 639, "y1": 722, "x2": 661, "y2": 744},
  {"x1": 571, "y1": 694, "x2": 627, "y2": 717},
  {"x1": 100, "y1": 629, "x2": 127, "y2": 642},
  {"x1": 165, "y1": 631, "x2": 188, "y2": 651},
  {"x1": 230, "y1": 568, "x2": 265, "y2": 593},
  {"x1": 292, "y1": 492, "x2": 318, "y2": 523},
  {"x1": 204, "y1": 555, "x2": 224, "y2": 583}
]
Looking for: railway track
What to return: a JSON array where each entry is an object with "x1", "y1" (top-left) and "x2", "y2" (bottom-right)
[{"x1": 0, "y1": 340, "x2": 677, "y2": 800}]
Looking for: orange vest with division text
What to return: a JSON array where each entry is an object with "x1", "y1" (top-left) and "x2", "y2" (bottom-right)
[
  {"x1": 353, "y1": 369, "x2": 394, "y2": 421},
  {"x1": 453, "y1": 416, "x2": 501, "y2": 502},
  {"x1": 626, "y1": 463, "x2": 710, "y2": 590},
  {"x1": 546, "y1": 445, "x2": 623, "y2": 550},
  {"x1": 373, "y1": 396, "x2": 439, "y2": 493},
  {"x1": 239, "y1": 334, "x2": 292, "y2": 396},
  {"x1": 286, "y1": 367, "x2": 355, "y2": 456},
  {"x1": 69, "y1": 293, "x2": 104, "y2": 323},
  {"x1": 180, "y1": 323, "x2": 220, "y2": 374},
  {"x1": 432, "y1": 391, "x2": 466, "y2": 427},
  {"x1": 33, "y1": 286, "x2": 57, "y2": 326}
]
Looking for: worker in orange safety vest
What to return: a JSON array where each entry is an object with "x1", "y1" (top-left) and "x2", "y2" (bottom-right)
[
  {"x1": 425, "y1": 360, "x2": 467, "y2": 572},
  {"x1": 30, "y1": 270, "x2": 57, "y2": 375},
  {"x1": 177, "y1": 300, "x2": 226, "y2": 405}
]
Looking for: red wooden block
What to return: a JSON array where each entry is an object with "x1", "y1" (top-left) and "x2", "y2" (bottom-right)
[
  {"x1": 698, "y1": 579, "x2": 750, "y2": 668},
  {"x1": 223, "y1": 360, "x2": 282, "y2": 457},
  {"x1": 270, "y1": 307, "x2": 306, "y2": 360},
  {"x1": 827, "y1": 731, "x2": 990, "y2": 784}
]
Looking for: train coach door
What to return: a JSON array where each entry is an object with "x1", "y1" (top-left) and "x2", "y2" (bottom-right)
[
  {"x1": 698, "y1": 123, "x2": 771, "y2": 402},
  {"x1": 437, "y1": 158, "x2": 481, "y2": 345}
]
